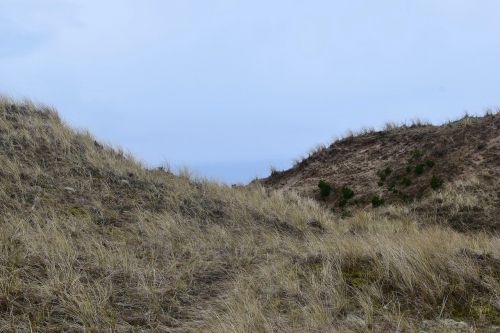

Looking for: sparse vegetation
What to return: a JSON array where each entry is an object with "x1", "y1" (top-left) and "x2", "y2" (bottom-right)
[
  {"x1": 269, "y1": 165, "x2": 280, "y2": 176},
  {"x1": 425, "y1": 159, "x2": 435, "y2": 168}
]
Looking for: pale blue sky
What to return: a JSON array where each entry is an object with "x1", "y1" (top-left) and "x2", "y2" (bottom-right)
[{"x1": 1, "y1": 1, "x2": 500, "y2": 183}]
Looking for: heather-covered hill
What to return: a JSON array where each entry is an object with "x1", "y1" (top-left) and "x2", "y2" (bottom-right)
[
  {"x1": 258, "y1": 113, "x2": 500, "y2": 232},
  {"x1": 0, "y1": 98, "x2": 498, "y2": 332}
]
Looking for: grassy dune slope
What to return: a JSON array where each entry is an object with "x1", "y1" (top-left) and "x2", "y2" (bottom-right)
[
  {"x1": 0, "y1": 98, "x2": 498, "y2": 332},
  {"x1": 259, "y1": 112, "x2": 500, "y2": 232}
]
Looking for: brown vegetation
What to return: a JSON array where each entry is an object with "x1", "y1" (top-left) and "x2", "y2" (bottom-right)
[{"x1": 0, "y1": 97, "x2": 498, "y2": 332}]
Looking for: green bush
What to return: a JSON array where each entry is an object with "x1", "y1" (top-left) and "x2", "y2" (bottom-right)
[
  {"x1": 415, "y1": 164, "x2": 425, "y2": 175},
  {"x1": 413, "y1": 148, "x2": 424, "y2": 159},
  {"x1": 341, "y1": 186, "x2": 355, "y2": 200},
  {"x1": 425, "y1": 160, "x2": 435, "y2": 168},
  {"x1": 401, "y1": 177, "x2": 412, "y2": 186},
  {"x1": 430, "y1": 176, "x2": 443, "y2": 190},
  {"x1": 378, "y1": 167, "x2": 392, "y2": 184},
  {"x1": 371, "y1": 195, "x2": 385, "y2": 207},
  {"x1": 318, "y1": 180, "x2": 332, "y2": 198},
  {"x1": 406, "y1": 165, "x2": 412, "y2": 174}
]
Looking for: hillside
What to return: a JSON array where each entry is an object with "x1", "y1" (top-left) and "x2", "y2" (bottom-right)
[
  {"x1": 0, "y1": 97, "x2": 499, "y2": 332},
  {"x1": 259, "y1": 113, "x2": 500, "y2": 232}
]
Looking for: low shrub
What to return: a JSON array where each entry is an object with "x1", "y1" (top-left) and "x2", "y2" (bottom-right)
[
  {"x1": 415, "y1": 164, "x2": 425, "y2": 175},
  {"x1": 425, "y1": 159, "x2": 435, "y2": 168},
  {"x1": 341, "y1": 186, "x2": 355, "y2": 200},
  {"x1": 318, "y1": 180, "x2": 332, "y2": 198},
  {"x1": 270, "y1": 166, "x2": 280, "y2": 176},
  {"x1": 431, "y1": 176, "x2": 443, "y2": 190},
  {"x1": 371, "y1": 195, "x2": 385, "y2": 207},
  {"x1": 413, "y1": 148, "x2": 424, "y2": 159},
  {"x1": 378, "y1": 167, "x2": 392, "y2": 184},
  {"x1": 401, "y1": 177, "x2": 412, "y2": 186}
]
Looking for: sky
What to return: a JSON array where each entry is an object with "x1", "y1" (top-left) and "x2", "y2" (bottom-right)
[{"x1": 1, "y1": 0, "x2": 500, "y2": 183}]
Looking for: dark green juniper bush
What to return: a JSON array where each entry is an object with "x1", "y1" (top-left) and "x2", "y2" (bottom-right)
[
  {"x1": 341, "y1": 186, "x2": 355, "y2": 200},
  {"x1": 401, "y1": 177, "x2": 412, "y2": 186},
  {"x1": 431, "y1": 176, "x2": 443, "y2": 190},
  {"x1": 318, "y1": 180, "x2": 332, "y2": 198},
  {"x1": 415, "y1": 164, "x2": 425, "y2": 175},
  {"x1": 371, "y1": 195, "x2": 385, "y2": 207},
  {"x1": 337, "y1": 186, "x2": 355, "y2": 208}
]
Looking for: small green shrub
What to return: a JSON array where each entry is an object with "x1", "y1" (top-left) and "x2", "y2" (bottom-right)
[
  {"x1": 415, "y1": 164, "x2": 425, "y2": 175},
  {"x1": 378, "y1": 167, "x2": 392, "y2": 184},
  {"x1": 406, "y1": 165, "x2": 412, "y2": 174},
  {"x1": 341, "y1": 186, "x2": 355, "y2": 200},
  {"x1": 371, "y1": 195, "x2": 385, "y2": 207},
  {"x1": 425, "y1": 159, "x2": 435, "y2": 168},
  {"x1": 318, "y1": 180, "x2": 332, "y2": 198},
  {"x1": 413, "y1": 148, "x2": 424, "y2": 159},
  {"x1": 401, "y1": 177, "x2": 412, "y2": 186},
  {"x1": 430, "y1": 176, "x2": 443, "y2": 190}
]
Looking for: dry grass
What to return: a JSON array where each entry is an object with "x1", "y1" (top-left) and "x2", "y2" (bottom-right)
[
  {"x1": 0, "y1": 98, "x2": 498, "y2": 332},
  {"x1": 259, "y1": 109, "x2": 500, "y2": 229}
]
